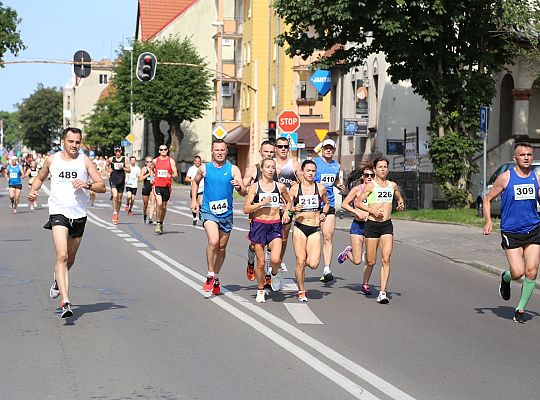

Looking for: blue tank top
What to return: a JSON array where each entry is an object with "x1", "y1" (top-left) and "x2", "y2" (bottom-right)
[
  {"x1": 7, "y1": 164, "x2": 22, "y2": 185},
  {"x1": 500, "y1": 168, "x2": 540, "y2": 233},
  {"x1": 202, "y1": 161, "x2": 234, "y2": 217},
  {"x1": 314, "y1": 157, "x2": 340, "y2": 207}
]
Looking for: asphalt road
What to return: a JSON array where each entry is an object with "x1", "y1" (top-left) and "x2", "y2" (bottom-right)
[{"x1": 1, "y1": 184, "x2": 539, "y2": 400}]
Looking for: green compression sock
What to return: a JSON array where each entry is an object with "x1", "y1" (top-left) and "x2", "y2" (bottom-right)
[
  {"x1": 516, "y1": 278, "x2": 536, "y2": 311},
  {"x1": 502, "y1": 270, "x2": 511, "y2": 283}
]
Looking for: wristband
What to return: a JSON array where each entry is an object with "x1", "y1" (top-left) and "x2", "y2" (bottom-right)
[{"x1": 320, "y1": 211, "x2": 327, "y2": 217}]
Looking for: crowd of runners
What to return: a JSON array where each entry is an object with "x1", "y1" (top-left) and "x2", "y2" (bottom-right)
[{"x1": 14, "y1": 127, "x2": 538, "y2": 323}]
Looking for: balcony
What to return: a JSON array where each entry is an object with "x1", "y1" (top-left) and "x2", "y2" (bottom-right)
[
  {"x1": 213, "y1": 19, "x2": 243, "y2": 40},
  {"x1": 214, "y1": 61, "x2": 241, "y2": 82}
]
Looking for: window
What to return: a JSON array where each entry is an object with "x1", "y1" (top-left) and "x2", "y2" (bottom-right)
[
  {"x1": 246, "y1": 42, "x2": 251, "y2": 64},
  {"x1": 386, "y1": 140, "x2": 405, "y2": 155},
  {"x1": 222, "y1": 82, "x2": 232, "y2": 97},
  {"x1": 99, "y1": 74, "x2": 108, "y2": 84},
  {"x1": 272, "y1": 85, "x2": 276, "y2": 108}
]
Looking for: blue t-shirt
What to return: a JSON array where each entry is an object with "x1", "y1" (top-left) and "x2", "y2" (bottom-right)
[
  {"x1": 314, "y1": 157, "x2": 340, "y2": 207},
  {"x1": 7, "y1": 164, "x2": 23, "y2": 186},
  {"x1": 500, "y1": 168, "x2": 540, "y2": 233},
  {"x1": 202, "y1": 161, "x2": 234, "y2": 217}
]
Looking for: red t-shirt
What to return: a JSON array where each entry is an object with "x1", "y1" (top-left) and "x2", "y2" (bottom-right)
[{"x1": 153, "y1": 156, "x2": 172, "y2": 187}]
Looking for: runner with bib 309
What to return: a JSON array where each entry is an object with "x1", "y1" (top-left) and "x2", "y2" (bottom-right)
[{"x1": 357, "y1": 157, "x2": 404, "y2": 304}]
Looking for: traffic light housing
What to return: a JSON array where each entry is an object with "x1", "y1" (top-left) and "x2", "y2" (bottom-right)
[
  {"x1": 268, "y1": 120, "x2": 277, "y2": 142},
  {"x1": 73, "y1": 50, "x2": 91, "y2": 78},
  {"x1": 136, "y1": 52, "x2": 157, "y2": 82}
]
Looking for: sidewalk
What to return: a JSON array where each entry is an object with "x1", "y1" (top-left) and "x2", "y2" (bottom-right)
[{"x1": 335, "y1": 214, "x2": 540, "y2": 288}]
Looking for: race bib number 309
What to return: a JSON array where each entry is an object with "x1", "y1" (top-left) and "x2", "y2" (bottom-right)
[{"x1": 514, "y1": 184, "x2": 536, "y2": 200}]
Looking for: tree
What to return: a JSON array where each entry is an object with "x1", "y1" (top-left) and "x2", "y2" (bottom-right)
[
  {"x1": 113, "y1": 36, "x2": 213, "y2": 160},
  {"x1": 0, "y1": 110, "x2": 23, "y2": 148},
  {"x1": 83, "y1": 91, "x2": 130, "y2": 154},
  {"x1": 18, "y1": 84, "x2": 62, "y2": 153},
  {"x1": 274, "y1": 0, "x2": 528, "y2": 207},
  {"x1": 0, "y1": 2, "x2": 25, "y2": 64}
]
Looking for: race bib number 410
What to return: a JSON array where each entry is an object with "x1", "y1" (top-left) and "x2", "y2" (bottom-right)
[
  {"x1": 514, "y1": 184, "x2": 536, "y2": 200},
  {"x1": 209, "y1": 199, "x2": 228, "y2": 215},
  {"x1": 320, "y1": 174, "x2": 336, "y2": 185}
]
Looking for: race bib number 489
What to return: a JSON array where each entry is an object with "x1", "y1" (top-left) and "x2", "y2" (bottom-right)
[
  {"x1": 514, "y1": 184, "x2": 536, "y2": 200},
  {"x1": 58, "y1": 170, "x2": 78, "y2": 181},
  {"x1": 209, "y1": 199, "x2": 228, "y2": 215}
]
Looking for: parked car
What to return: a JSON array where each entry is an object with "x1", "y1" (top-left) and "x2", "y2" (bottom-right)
[{"x1": 475, "y1": 161, "x2": 540, "y2": 217}]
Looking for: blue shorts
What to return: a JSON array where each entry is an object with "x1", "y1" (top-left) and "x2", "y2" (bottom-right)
[
  {"x1": 350, "y1": 219, "x2": 366, "y2": 236},
  {"x1": 249, "y1": 219, "x2": 282, "y2": 245},
  {"x1": 201, "y1": 211, "x2": 233, "y2": 233}
]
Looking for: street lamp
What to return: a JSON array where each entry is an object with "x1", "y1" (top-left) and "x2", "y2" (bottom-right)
[
  {"x1": 123, "y1": 45, "x2": 134, "y2": 149},
  {"x1": 212, "y1": 21, "x2": 224, "y2": 127}
]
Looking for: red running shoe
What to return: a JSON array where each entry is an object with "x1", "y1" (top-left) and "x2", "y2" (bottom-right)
[
  {"x1": 203, "y1": 276, "x2": 214, "y2": 292},
  {"x1": 212, "y1": 278, "x2": 221, "y2": 295},
  {"x1": 246, "y1": 263, "x2": 255, "y2": 281}
]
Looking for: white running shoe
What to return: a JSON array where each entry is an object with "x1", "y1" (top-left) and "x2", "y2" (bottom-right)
[
  {"x1": 361, "y1": 251, "x2": 366, "y2": 266},
  {"x1": 279, "y1": 263, "x2": 288, "y2": 272},
  {"x1": 376, "y1": 291, "x2": 389, "y2": 304},
  {"x1": 270, "y1": 270, "x2": 282, "y2": 291},
  {"x1": 256, "y1": 289, "x2": 266, "y2": 303},
  {"x1": 49, "y1": 278, "x2": 60, "y2": 299}
]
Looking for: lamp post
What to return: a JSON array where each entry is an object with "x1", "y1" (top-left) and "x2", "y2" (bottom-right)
[
  {"x1": 212, "y1": 21, "x2": 224, "y2": 127},
  {"x1": 124, "y1": 45, "x2": 134, "y2": 147}
]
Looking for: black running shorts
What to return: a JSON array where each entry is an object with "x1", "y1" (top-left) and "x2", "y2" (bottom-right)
[
  {"x1": 501, "y1": 225, "x2": 540, "y2": 250},
  {"x1": 364, "y1": 219, "x2": 393, "y2": 238},
  {"x1": 153, "y1": 186, "x2": 171, "y2": 202},
  {"x1": 44, "y1": 214, "x2": 87, "y2": 238}
]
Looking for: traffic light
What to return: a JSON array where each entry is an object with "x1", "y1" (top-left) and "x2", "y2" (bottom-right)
[
  {"x1": 268, "y1": 120, "x2": 277, "y2": 142},
  {"x1": 136, "y1": 52, "x2": 157, "y2": 82},
  {"x1": 73, "y1": 50, "x2": 91, "y2": 78}
]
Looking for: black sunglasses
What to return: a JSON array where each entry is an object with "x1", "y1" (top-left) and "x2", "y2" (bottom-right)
[
  {"x1": 159, "y1": 148, "x2": 168, "y2": 151},
  {"x1": 363, "y1": 173, "x2": 375, "y2": 178},
  {"x1": 276, "y1": 144, "x2": 289, "y2": 149}
]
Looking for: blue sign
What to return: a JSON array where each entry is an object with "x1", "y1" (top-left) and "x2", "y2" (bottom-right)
[
  {"x1": 121, "y1": 140, "x2": 129, "y2": 146},
  {"x1": 89, "y1": 150, "x2": 95, "y2": 157},
  {"x1": 279, "y1": 132, "x2": 298, "y2": 150},
  {"x1": 310, "y1": 69, "x2": 332, "y2": 96},
  {"x1": 480, "y1": 106, "x2": 489, "y2": 132}
]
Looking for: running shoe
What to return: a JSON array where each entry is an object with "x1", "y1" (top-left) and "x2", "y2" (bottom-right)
[
  {"x1": 319, "y1": 272, "x2": 334, "y2": 283},
  {"x1": 192, "y1": 219, "x2": 198, "y2": 226},
  {"x1": 337, "y1": 246, "x2": 353, "y2": 264},
  {"x1": 280, "y1": 263, "x2": 288, "y2": 272},
  {"x1": 112, "y1": 213, "x2": 118, "y2": 224},
  {"x1": 212, "y1": 278, "x2": 221, "y2": 295},
  {"x1": 513, "y1": 309, "x2": 527, "y2": 324},
  {"x1": 203, "y1": 276, "x2": 215, "y2": 292},
  {"x1": 155, "y1": 223, "x2": 163, "y2": 234},
  {"x1": 30, "y1": 205, "x2": 34, "y2": 211},
  {"x1": 148, "y1": 218, "x2": 153, "y2": 224},
  {"x1": 297, "y1": 290, "x2": 308, "y2": 302},
  {"x1": 376, "y1": 291, "x2": 389, "y2": 304},
  {"x1": 60, "y1": 302, "x2": 73, "y2": 318},
  {"x1": 264, "y1": 274, "x2": 272, "y2": 289},
  {"x1": 499, "y1": 271, "x2": 511, "y2": 301},
  {"x1": 49, "y1": 280, "x2": 60, "y2": 299},
  {"x1": 12, "y1": 208, "x2": 16, "y2": 214},
  {"x1": 246, "y1": 263, "x2": 255, "y2": 281},
  {"x1": 143, "y1": 215, "x2": 147, "y2": 224},
  {"x1": 361, "y1": 283, "x2": 372, "y2": 296},
  {"x1": 256, "y1": 289, "x2": 266, "y2": 303},
  {"x1": 361, "y1": 251, "x2": 366, "y2": 266},
  {"x1": 125, "y1": 204, "x2": 129, "y2": 212},
  {"x1": 128, "y1": 210, "x2": 133, "y2": 216},
  {"x1": 271, "y1": 270, "x2": 282, "y2": 291}
]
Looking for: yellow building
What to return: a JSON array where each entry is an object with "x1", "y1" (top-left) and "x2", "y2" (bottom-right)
[{"x1": 225, "y1": 0, "x2": 330, "y2": 170}]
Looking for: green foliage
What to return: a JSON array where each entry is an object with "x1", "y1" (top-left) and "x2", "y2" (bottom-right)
[
  {"x1": 0, "y1": 2, "x2": 25, "y2": 64},
  {"x1": 83, "y1": 92, "x2": 130, "y2": 154},
  {"x1": 0, "y1": 110, "x2": 22, "y2": 147},
  {"x1": 17, "y1": 84, "x2": 62, "y2": 153},
  {"x1": 112, "y1": 36, "x2": 213, "y2": 159},
  {"x1": 274, "y1": 0, "x2": 530, "y2": 204}
]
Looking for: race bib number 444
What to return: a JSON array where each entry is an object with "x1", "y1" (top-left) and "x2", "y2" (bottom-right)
[
  {"x1": 209, "y1": 199, "x2": 228, "y2": 215},
  {"x1": 514, "y1": 184, "x2": 536, "y2": 200}
]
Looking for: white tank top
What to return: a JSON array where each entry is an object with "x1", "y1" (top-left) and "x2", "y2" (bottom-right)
[{"x1": 48, "y1": 152, "x2": 89, "y2": 218}]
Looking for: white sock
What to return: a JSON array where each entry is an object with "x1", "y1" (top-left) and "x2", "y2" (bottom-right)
[
  {"x1": 207, "y1": 272, "x2": 215, "y2": 278},
  {"x1": 323, "y1": 266, "x2": 331, "y2": 275}
]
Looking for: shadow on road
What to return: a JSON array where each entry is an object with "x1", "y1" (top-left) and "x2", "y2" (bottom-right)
[
  {"x1": 474, "y1": 305, "x2": 540, "y2": 322},
  {"x1": 62, "y1": 302, "x2": 127, "y2": 325}
]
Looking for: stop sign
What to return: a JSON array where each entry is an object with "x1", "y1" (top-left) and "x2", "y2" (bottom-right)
[{"x1": 278, "y1": 110, "x2": 300, "y2": 133}]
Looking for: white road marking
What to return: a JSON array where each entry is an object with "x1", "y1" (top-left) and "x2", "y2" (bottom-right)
[
  {"x1": 111, "y1": 229, "x2": 123, "y2": 233},
  {"x1": 284, "y1": 304, "x2": 323, "y2": 324},
  {"x1": 169, "y1": 223, "x2": 204, "y2": 230},
  {"x1": 139, "y1": 250, "x2": 373, "y2": 400},
  {"x1": 281, "y1": 278, "x2": 299, "y2": 292},
  {"x1": 116, "y1": 234, "x2": 132, "y2": 238},
  {"x1": 132, "y1": 242, "x2": 148, "y2": 248},
  {"x1": 152, "y1": 250, "x2": 415, "y2": 400},
  {"x1": 124, "y1": 238, "x2": 139, "y2": 242}
]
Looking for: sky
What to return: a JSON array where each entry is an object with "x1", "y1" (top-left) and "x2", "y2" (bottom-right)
[{"x1": 0, "y1": 0, "x2": 138, "y2": 112}]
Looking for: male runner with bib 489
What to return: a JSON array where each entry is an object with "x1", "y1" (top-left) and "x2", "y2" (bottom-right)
[{"x1": 29, "y1": 127, "x2": 106, "y2": 318}]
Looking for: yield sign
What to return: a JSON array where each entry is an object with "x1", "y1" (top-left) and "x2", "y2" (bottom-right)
[{"x1": 212, "y1": 125, "x2": 227, "y2": 139}]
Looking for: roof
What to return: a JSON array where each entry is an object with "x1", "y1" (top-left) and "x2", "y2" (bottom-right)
[{"x1": 136, "y1": 0, "x2": 198, "y2": 41}]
